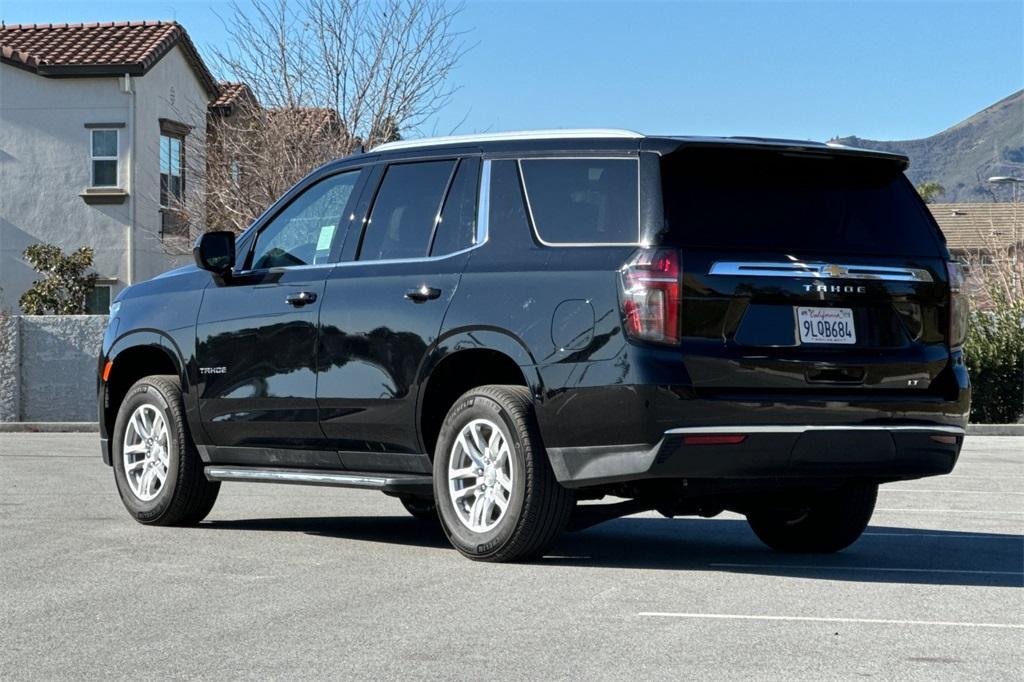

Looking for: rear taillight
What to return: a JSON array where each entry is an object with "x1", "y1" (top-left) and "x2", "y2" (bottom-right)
[
  {"x1": 619, "y1": 248, "x2": 681, "y2": 345},
  {"x1": 946, "y1": 261, "x2": 969, "y2": 347}
]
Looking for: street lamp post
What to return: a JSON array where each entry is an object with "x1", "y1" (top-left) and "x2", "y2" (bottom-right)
[{"x1": 988, "y1": 176, "x2": 1022, "y2": 203}]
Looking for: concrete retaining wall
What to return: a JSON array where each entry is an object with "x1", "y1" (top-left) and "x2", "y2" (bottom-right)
[{"x1": 0, "y1": 315, "x2": 107, "y2": 422}]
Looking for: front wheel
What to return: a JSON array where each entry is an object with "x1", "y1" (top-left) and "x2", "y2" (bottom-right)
[
  {"x1": 433, "y1": 385, "x2": 574, "y2": 562},
  {"x1": 112, "y1": 375, "x2": 220, "y2": 526},
  {"x1": 746, "y1": 483, "x2": 878, "y2": 553}
]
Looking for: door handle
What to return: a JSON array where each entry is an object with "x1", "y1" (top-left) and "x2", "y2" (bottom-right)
[
  {"x1": 286, "y1": 291, "x2": 318, "y2": 307},
  {"x1": 404, "y1": 285, "x2": 442, "y2": 303}
]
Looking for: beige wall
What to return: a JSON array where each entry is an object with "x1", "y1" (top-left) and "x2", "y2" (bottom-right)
[
  {"x1": 131, "y1": 46, "x2": 209, "y2": 281},
  {"x1": 0, "y1": 45, "x2": 210, "y2": 312},
  {"x1": 0, "y1": 65, "x2": 130, "y2": 311}
]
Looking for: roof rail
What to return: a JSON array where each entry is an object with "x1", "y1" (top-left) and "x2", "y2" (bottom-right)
[{"x1": 372, "y1": 128, "x2": 645, "y2": 152}]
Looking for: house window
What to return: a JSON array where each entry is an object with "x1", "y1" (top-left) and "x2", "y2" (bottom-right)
[
  {"x1": 160, "y1": 134, "x2": 184, "y2": 207},
  {"x1": 91, "y1": 130, "x2": 119, "y2": 187},
  {"x1": 85, "y1": 285, "x2": 112, "y2": 314}
]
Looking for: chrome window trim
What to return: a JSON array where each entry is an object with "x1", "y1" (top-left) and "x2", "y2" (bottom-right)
[
  {"x1": 708, "y1": 261, "x2": 934, "y2": 283},
  {"x1": 476, "y1": 159, "x2": 491, "y2": 246},
  {"x1": 234, "y1": 262, "x2": 337, "y2": 275},
  {"x1": 666, "y1": 425, "x2": 965, "y2": 435},
  {"x1": 517, "y1": 156, "x2": 642, "y2": 248}
]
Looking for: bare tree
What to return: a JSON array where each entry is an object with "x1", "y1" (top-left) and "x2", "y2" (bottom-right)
[
  {"x1": 958, "y1": 201, "x2": 1023, "y2": 310},
  {"x1": 197, "y1": 0, "x2": 467, "y2": 235}
]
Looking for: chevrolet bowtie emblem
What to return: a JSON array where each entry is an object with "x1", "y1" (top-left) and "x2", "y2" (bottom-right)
[{"x1": 822, "y1": 264, "x2": 847, "y2": 278}]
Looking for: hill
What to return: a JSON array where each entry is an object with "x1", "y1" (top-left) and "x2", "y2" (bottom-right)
[{"x1": 832, "y1": 90, "x2": 1023, "y2": 203}]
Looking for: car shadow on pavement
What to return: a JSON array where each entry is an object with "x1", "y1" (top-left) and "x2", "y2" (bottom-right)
[
  {"x1": 549, "y1": 517, "x2": 1023, "y2": 587},
  {"x1": 202, "y1": 515, "x2": 452, "y2": 549},
  {"x1": 201, "y1": 515, "x2": 1022, "y2": 587}
]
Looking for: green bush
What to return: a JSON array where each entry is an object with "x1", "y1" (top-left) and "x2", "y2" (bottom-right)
[
  {"x1": 964, "y1": 298, "x2": 1024, "y2": 423},
  {"x1": 19, "y1": 244, "x2": 97, "y2": 315}
]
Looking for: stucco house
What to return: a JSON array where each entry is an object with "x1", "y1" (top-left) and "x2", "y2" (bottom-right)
[{"x1": 0, "y1": 21, "x2": 218, "y2": 313}]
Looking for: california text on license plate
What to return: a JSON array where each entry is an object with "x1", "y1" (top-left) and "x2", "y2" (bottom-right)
[{"x1": 796, "y1": 307, "x2": 856, "y2": 344}]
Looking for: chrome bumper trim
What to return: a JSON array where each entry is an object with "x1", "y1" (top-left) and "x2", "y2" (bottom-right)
[{"x1": 665, "y1": 425, "x2": 966, "y2": 436}]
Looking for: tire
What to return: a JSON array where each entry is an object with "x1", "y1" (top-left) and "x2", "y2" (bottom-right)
[
  {"x1": 399, "y1": 495, "x2": 438, "y2": 523},
  {"x1": 746, "y1": 483, "x2": 878, "y2": 553},
  {"x1": 112, "y1": 375, "x2": 220, "y2": 526},
  {"x1": 433, "y1": 385, "x2": 574, "y2": 562}
]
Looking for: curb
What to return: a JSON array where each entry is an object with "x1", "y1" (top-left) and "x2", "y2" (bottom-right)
[
  {"x1": 0, "y1": 422, "x2": 99, "y2": 433},
  {"x1": 966, "y1": 424, "x2": 1024, "y2": 436}
]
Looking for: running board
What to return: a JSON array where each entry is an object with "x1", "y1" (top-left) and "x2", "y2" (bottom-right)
[{"x1": 204, "y1": 466, "x2": 433, "y2": 496}]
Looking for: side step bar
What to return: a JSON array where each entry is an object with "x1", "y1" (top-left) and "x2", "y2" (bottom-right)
[{"x1": 204, "y1": 466, "x2": 433, "y2": 496}]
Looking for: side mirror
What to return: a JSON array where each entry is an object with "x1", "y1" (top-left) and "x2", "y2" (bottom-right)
[{"x1": 193, "y1": 231, "x2": 236, "y2": 275}]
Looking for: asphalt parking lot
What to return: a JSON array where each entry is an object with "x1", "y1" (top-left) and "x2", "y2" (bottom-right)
[{"x1": 1, "y1": 434, "x2": 1021, "y2": 680}]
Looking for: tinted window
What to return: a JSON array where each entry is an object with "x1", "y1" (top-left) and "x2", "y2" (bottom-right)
[
  {"x1": 360, "y1": 160, "x2": 456, "y2": 261},
  {"x1": 489, "y1": 160, "x2": 532, "y2": 238},
  {"x1": 660, "y1": 149, "x2": 942, "y2": 257},
  {"x1": 250, "y1": 170, "x2": 360, "y2": 269},
  {"x1": 431, "y1": 158, "x2": 480, "y2": 256},
  {"x1": 520, "y1": 158, "x2": 639, "y2": 244}
]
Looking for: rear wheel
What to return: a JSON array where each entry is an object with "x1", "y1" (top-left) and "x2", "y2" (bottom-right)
[
  {"x1": 112, "y1": 375, "x2": 220, "y2": 526},
  {"x1": 433, "y1": 385, "x2": 574, "y2": 562},
  {"x1": 399, "y1": 496, "x2": 438, "y2": 522},
  {"x1": 746, "y1": 483, "x2": 877, "y2": 553}
]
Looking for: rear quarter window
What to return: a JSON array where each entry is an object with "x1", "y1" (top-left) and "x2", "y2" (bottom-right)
[
  {"x1": 660, "y1": 149, "x2": 943, "y2": 257},
  {"x1": 520, "y1": 158, "x2": 639, "y2": 245}
]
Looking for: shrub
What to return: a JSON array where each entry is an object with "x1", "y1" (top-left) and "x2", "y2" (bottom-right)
[
  {"x1": 18, "y1": 244, "x2": 98, "y2": 315},
  {"x1": 964, "y1": 297, "x2": 1024, "y2": 424}
]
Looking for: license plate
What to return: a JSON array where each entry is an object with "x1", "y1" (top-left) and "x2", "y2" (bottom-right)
[{"x1": 796, "y1": 307, "x2": 856, "y2": 344}]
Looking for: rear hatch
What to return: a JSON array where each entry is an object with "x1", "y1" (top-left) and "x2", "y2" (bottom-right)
[{"x1": 658, "y1": 145, "x2": 955, "y2": 394}]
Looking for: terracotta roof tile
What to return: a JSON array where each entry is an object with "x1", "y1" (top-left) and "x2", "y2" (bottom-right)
[
  {"x1": 0, "y1": 20, "x2": 218, "y2": 96},
  {"x1": 210, "y1": 81, "x2": 256, "y2": 111},
  {"x1": 929, "y1": 203, "x2": 1024, "y2": 252}
]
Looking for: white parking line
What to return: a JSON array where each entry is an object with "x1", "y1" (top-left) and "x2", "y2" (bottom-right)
[
  {"x1": 883, "y1": 489, "x2": 1024, "y2": 495},
  {"x1": 638, "y1": 612, "x2": 1024, "y2": 629},
  {"x1": 863, "y1": 531, "x2": 1022, "y2": 539},
  {"x1": 709, "y1": 562, "x2": 1023, "y2": 577},
  {"x1": 874, "y1": 508, "x2": 1024, "y2": 514}
]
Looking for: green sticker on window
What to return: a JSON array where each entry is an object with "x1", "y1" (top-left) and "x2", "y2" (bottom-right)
[{"x1": 316, "y1": 225, "x2": 336, "y2": 251}]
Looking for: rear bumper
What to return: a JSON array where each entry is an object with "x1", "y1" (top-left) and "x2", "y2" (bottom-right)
[{"x1": 547, "y1": 424, "x2": 964, "y2": 488}]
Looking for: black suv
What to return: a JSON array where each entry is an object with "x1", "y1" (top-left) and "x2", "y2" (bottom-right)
[{"x1": 98, "y1": 130, "x2": 970, "y2": 562}]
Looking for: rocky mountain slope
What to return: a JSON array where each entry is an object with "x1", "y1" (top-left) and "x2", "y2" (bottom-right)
[{"x1": 832, "y1": 90, "x2": 1023, "y2": 203}]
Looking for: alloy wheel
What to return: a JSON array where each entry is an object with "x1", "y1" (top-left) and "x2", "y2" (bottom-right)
[
  {"x1": 447, "y1": 418, "x2": 514, "y2": 532},
  {"x1": 122, "y1": 404, "x2": 170, "y2": 502}
]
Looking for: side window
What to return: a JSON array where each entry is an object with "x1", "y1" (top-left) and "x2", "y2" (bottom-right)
[
  {"x1": 249, "y1": 170, "x2": 360, "y2": 270},
  {"x1": 430, "y1": 157, "x2": 480, "y2": 256},
  {"x1": 159, "y1": 134, "x2": 184, "y2": 207},
  {"x1": 359, "y1": 160, "x2": 456, "y2": 261},
  {"x1": 519, "y1": 158, "x2": 639, "y2": 245},
  {"x1": 489, "y1": 159, "x2": 532, "y2": 235},
  {"x1": 85, "y1": 284, "x2": 112, "y2": 314},
  {"x1": 91, "y1": 129, "x2": 119, "y2": 187}
]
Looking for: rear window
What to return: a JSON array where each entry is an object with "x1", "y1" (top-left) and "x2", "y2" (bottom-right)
[
  {"x1": 660, "y1": 149, "x2": 942, "y2": 257},
  {"x1": 520, "y1": 158, "x2": 639, "y2": 245}
]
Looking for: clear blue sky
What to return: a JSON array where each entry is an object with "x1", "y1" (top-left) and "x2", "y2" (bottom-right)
[{"x1": 2, "y1": 0, "x2": 1021, "y2": 141}]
